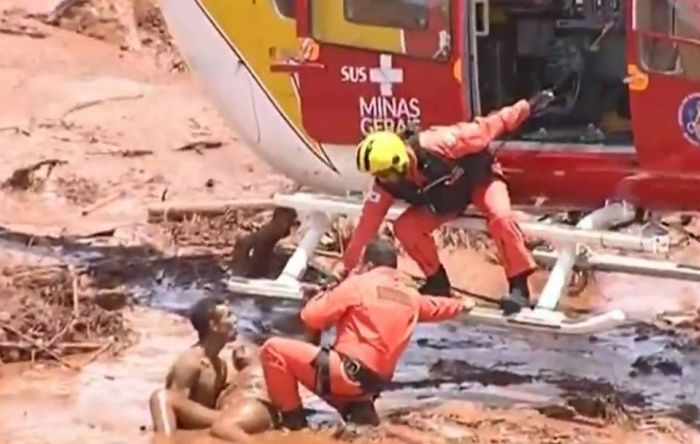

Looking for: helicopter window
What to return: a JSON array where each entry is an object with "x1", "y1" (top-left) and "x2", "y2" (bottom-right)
[
  {"x1": 272, "y1": 0, "x2": 295, "y2": 19},
  {"x1": 635, "y1": 0, "x2": 700, "y2": 80},
  {"x1": 310, "y1": 0, "x2": 451, "y2": 61},
  {"x1": 344, "y1": 0, "x2": 429, "y2": 30}
]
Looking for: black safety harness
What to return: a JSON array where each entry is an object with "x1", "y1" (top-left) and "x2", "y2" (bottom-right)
[
  {"x1": 311, "y1": 345, "x2": 388, "y2": 400},
  {"x1": 376, "y1": 140, "x2": 496, "y2": 215}
]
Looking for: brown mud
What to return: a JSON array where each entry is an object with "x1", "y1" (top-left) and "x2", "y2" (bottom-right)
[{"x1": 1, "y1": 1, "x2": 700, "y2": 443}]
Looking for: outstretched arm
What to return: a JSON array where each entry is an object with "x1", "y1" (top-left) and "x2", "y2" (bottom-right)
[
  {"x1": 417, "y1": 295, "x2": 472, "y2": 323},
  {"x1": 419, "y1": 99, "x2": 531, "y2": 159},
  {"x1": 342, "y1": 183, "x2": 394, "y2": 273}
]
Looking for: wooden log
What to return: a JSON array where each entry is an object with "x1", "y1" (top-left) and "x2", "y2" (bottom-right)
[{"x1": 147, "y1": 198, "x2": 276, "y2": 223}]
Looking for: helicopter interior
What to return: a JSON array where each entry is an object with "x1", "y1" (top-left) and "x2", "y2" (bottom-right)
[{"x1": 475, "y1": 0, "x2": 632, "y2": 145}]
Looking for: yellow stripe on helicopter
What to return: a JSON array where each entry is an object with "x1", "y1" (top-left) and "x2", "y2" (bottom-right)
[{"x1": 197, "y1": 0, "x2": 332, "y2": 166}]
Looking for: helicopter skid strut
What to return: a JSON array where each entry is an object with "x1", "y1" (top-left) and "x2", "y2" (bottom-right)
[{"x1": 226, "y1": 192, "x2": 676, "y2": 335}]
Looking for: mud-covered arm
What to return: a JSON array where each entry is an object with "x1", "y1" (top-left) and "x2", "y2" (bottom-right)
[
  {"x1": 417, "y1": 296, "x2": 466, "y2": 322},
  {"x1": 342, "y1": 183, "x2": 394, "y2": 272},
  {"x1": 419, "y1": 99, "x2": 531, "y2": 159},
  {"x1": 153, "y1": 354, "x2": 220, "y2": 433},
  {"x1": 300, "y1": 278, "x2": 361, "y2": 331}
]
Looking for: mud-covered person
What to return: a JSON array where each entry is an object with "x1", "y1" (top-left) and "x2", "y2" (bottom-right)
[
  {"x1": 210, "y1": 343, "x2": 279, "y2": 442},
  {"x1": 149, "y1": 295, "x2": 236, "y2": 435}
]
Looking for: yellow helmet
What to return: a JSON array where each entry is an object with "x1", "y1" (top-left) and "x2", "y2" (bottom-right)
[{"x1": 355, "y1": 131, "x2": 409, "y2": 175}]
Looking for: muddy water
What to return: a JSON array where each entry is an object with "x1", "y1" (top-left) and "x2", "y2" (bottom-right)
[
  {"x1": 2, "y1": 230, "x2": 699, "y2": 436},
  {"x1": 135, "y1": 270, "x2": 700, "y2": 427}
]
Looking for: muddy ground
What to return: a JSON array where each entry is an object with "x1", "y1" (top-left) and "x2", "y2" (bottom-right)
[{"x1": 1, "y1": 1, "x2": 700, "y2": 443}]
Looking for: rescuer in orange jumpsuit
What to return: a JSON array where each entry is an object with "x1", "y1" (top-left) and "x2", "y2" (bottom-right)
[
  {"x1": 259, "y1": 237, "x2": 474, "y2": 430},
  {"x1": 341, "y1": 92, "x2": 555, "y2": 315}
]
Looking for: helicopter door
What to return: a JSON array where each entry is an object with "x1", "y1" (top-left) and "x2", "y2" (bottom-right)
[
  {"x1": 629, "y1": 0, "x2": 700, "y2": 168},
  {"x1": 279, "y1": 0, "x2": 468, "y2": 145}
]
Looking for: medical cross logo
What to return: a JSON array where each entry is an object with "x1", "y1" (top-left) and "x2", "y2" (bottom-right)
[
  {"x1": 678, "y1": 92, "x2": 700, "y2": 146},
  {"x1": 341, "y1": 53, "x2": 421, "y2": 136},
  {"x1": 369, "y1": 54, "x2": 403, "y2": 97}
]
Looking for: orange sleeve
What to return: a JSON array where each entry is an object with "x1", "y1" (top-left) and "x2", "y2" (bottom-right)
[
  {"x1": 300, "y1": 277, "x2": 361, "y2": 331},
  {"x1": 342, "y1": 183, "x2": 394, "y2": 271},
  {"x1": 419, "y1": 99, "x2": 531, "y2": 159},
  {"x1": 417, "y1": 296, "x2": 464, "y2": 322}
]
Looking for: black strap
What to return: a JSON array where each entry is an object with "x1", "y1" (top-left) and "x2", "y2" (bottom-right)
[
  {"x1": 338, "y1": 352, "x2": 388, "y2": 395},
  {"x1": 311, "y1": 347, "x2": 388, "y2": 398},
  {"x1": 311, "y1": 345, "x2": 332, "y2": 397}
]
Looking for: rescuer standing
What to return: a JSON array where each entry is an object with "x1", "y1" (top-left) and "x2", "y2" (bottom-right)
[{"x1": 339, "y1": 92, "x2": 555, "y2": 315}]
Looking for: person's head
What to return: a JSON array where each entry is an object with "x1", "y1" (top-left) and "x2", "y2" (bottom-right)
[
  {"x1": 189, "y1": 296, "x2": 237, "y2": 345},
  {"x1": 359, "y1": 237, "x2": 398, "y2": 273},
  {"x1": 355, "y1": 131, "x2": 410, "y2": 184},
  {"x1": 231, "y1": 343, "x2": 256, "y2": 371}
]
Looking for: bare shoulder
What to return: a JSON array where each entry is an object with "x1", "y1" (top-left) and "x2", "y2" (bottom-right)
[
  {"x1": 166, "y1": 348, "x2": 203, "y2": 386},
  {"x1": 174, "y1": 347, "x2": 204, "y2": 368}
]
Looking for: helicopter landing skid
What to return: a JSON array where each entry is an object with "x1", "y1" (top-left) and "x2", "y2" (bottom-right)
[
  {"x1": 463, "y1": 306, "x2": 626, "y2": 335},
  {"x1": 224, "y1": 191, "x2": 671, "y2": 335}
]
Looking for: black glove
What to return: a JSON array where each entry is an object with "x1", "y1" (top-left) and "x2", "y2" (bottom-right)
[
  {"x1": 399, "y1": 122, "x2": 422, "y2": 150},
  {"x1": 300, "y1": 283, "x2": 323, "y2": 303},
  {"x1": 528, "y1": 90, "x2": 556, "y2": 114},
  {"x1": 300, "y1": 279, "x2": 339, "y2": 303},
  {"x1": 399, "y1": 122, "x2": 421, "y2": 140}
]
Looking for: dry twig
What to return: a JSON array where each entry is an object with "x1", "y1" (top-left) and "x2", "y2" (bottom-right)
[
  {"x1": 174, "y1": 140, "x2": 223, "y2": 155},
  {"x1": 0, "y1": 323, "x2": 79, "y2": 371}
]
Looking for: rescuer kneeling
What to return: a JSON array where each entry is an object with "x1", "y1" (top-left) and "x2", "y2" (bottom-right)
[
  {"x1": 338, "y1": 92, "x2": 555, "y2": 315},
  {"x1": 260, "y1": 237, "x2": 474, "y2": 430}
]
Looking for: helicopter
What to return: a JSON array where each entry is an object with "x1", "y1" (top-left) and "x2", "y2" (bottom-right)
[{"x1": 157, "y1": 0, "x2": 700, "y2": 334}]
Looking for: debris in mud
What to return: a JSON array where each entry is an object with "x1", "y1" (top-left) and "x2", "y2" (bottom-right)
[
  {"x1": 2, "y1": 159, "x2": 67, "y2": 191},
  {"x1": 80, "y1": 189, "x2": 127, "y2": 216},
  {"x1": 630, "y1": 354, "x2": 683, "y2": 377},
  {"x1": 42, "y1": 0, "x2": 185, "y2": 69},
  {"x1": 231, "y1": 207, "x2": 298, "y2": 278},
  {"x1": 437, "y1": 226, "x2": 493, "y2": 253},
  {"x1": 543, "y1": 374, "x2": 647, "y2": 425},
  {"x1": 174, "y1": 140, "x2": 223, "y2": 154},
  {"x1": 89, "y1": 287, "x2": 130, "y2": 311},
  {"x1": 0, "y1": 263, "x2": 132, "y2": 365},
  {"x1": 61, "y1": 93, "x2": 145, "y2": 120},
  {"x1": 423, "y1": 361, "x2": 649, "y2": 426},
  {"x1": 147, "y1": 198, "x2": 275, "y2": 223},
  {"x1": 549, "y1": 374, "x2": 647, "y2": 407},
  {"x1": 86, "y1": 148, "x2": 154, "y2": 158},
  {"x1": 428, "y1": 359, "x2": 533, "y2": 387},
  {"x1": 162, "y1": 209, "x2": 272, "y2": 250},
  {"x1": 671, "y1": 403, "x2": 700, "y2": 424},
  {"x1": 0, "y1": 11, "x2": 49, "y2": 38},
  {"x1": 536, "y1": 404, "x2": 577, "y2": 420},
  {"x1": 54, "y1": 175, "x2": 101, "y2": 206},
  {"x1": 564, "y1": 393, "x2": 629, "y2": 423}
]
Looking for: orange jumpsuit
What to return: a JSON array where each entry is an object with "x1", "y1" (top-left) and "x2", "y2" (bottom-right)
[
  {"x1": 343, "y1": 100, "x2": 536, "y2": 280},
  {"x1": 260, "y1": 266, "x2": 464, "y2": 413}
]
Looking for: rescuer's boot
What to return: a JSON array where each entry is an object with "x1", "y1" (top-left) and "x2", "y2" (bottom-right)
[
  {"x1": 419, "y1": 265, "x2": 452, "y2": 297},
  {"x1": 280, "y1": 408, "x2": 308, "y2": 430},
  {"x1": 501, "y1": 272, "x2": 532, "y2": 315},
  {"x1": 342, "y1": 400, "x2": 380, "y2": 426}
]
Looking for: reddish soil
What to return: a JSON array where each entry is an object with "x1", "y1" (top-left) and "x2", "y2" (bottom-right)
[{"x1": 0, "y1": 1, "x2": 699, "y2": 444}]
